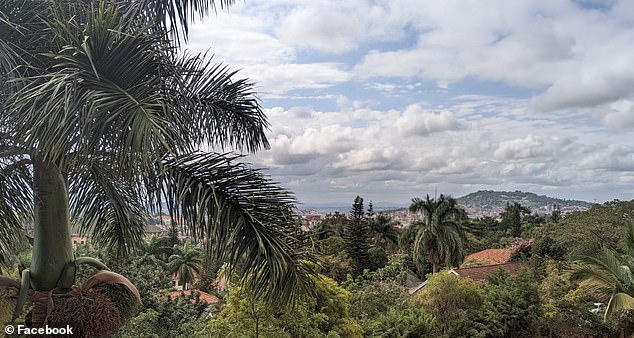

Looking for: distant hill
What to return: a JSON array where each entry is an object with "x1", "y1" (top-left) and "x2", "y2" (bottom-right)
[
  {"x1": 297, "y1": 191, "x2": 592, "y2": 224},
  {"x1": 456, "y1": 190, "x2": 592, "y2": 217}
]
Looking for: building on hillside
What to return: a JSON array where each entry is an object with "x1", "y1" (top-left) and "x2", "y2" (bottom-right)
[
  {"x1": 71, "y1": 234, "x2": 89, "y2": 246},
  {"x1": 168, "y1": 290, "x2": 219, "y2": 304},
  {"x1": 144, "y1": 223, "x2": 169, "y2": 238},
  {"x1": 409, "y1": 262, "x2": 526, "y2": 295},
  {"x1": 302, "y1": 214, "x2": 322, "y2": 228}
]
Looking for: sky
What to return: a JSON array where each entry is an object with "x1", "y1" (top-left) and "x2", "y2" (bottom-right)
[{"x1": 185, "y1": 0, "x2": 634, "y2": 205}]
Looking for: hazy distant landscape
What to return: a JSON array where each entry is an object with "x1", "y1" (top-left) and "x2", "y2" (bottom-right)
[{"x1": 300, "y1": 190, "x2": 592, "y2": 217}]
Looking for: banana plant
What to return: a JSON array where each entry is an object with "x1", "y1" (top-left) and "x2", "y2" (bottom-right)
[{"x1": 0, "y1": 0, "x2": 312, "y2": 333}]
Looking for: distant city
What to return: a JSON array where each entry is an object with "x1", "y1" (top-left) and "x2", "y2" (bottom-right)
[{"x1": 297, "y1": 190, "x2": 592, "y2": 228}]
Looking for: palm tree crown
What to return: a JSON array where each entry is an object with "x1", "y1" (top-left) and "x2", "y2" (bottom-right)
[
  {"x1": 409, "y1": 194, "x2": 467, "y2": 273},
  {"x1": 370, "y1": 214, "x2": 399, "y2": 249},
  {"x1": 0, "y1": 0, "x2": 311, "y2": 318},
  {"x1": 169, "y1": 241, "x2": 203, "y2": 290},
  {"x1": 569, "y1": 223, "x2": 634, "y2": 321}
]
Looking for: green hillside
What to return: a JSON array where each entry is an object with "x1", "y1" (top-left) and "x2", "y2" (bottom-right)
[{"x1": 457, "y1": 190, "x2": 592, "y2": 217}]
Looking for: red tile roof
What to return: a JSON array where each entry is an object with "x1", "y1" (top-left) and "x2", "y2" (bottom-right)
[
  {"x1": 452, "y1": 262, "x2": 526, "y2": 283},
  {"x1": 168, "y1": 290, "x2": 219, "y2": 304},
  {"x1": 464, "y1": 248, "x2": 515, "y2": 265},
  {"x1": 409, "y1": 262, "x2": 527, "y2": 294}
]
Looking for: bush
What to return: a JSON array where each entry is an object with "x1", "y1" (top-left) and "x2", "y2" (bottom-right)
[
  {"x1": 469, "y1": 269, "x2": 542, "y2": 337},
  {"x1": 414, "y1": 272, "x2": 484, "y2": 336}
]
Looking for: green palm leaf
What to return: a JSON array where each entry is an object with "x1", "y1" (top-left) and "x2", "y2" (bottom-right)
[
  {"x1": 68, "y1": 164, "x2": 148, "y2": 256},
  {"x1": 0, "y1": 155, "x2": 31, "y2": 267},
  {"x1": 410, "y1": 194, "x2": 466, "y2": 272},
  {"x1": 569, "y1": 225, "x2": 634, "y2": 321},
  {"x1": 159, "y1": 152, "x2": 313, "y2": 305},
  {"x1": 130, "y1": 0, "x2": 237, "y2": 41}
]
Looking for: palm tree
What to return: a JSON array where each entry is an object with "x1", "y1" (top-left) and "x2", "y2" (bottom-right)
[
  {"x1": 145, "y1": 235, "x2": 176, "y2": 262},
  {"x1": 169, "y1": 241, "x2": 203, "y2": 290},
  {"x1": 409, "y1": 194, "x2": 467, "y2": 273},
  {"x1": 0, "y1": 0, "x2": 311, "y2": 329},
  {"x1": 370, "y1": 214, "x2": 399, "y2": 250},
  {"x1": 569, "y1": 223, "x2": 634, "y2": 321}
]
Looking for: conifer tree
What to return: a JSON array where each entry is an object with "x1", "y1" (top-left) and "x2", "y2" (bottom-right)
[
  {"x1": 344, "y1": 196, "x2": 371, "y2": 275},
  {"x1": 500, "y1": 202, "x2": 531, "y2": 237}
]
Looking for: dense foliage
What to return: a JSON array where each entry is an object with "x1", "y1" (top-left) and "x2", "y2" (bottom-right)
[{"x1": 2, "y1": 194, "x2": 634, "y2": 337}]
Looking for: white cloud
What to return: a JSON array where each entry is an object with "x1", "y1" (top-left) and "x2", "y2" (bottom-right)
[
  {"x1": 262, "y1": 125, "x2": 357, "y2": 166},
  {"x1": 244, "y1": 63, "x2": 350, "y2": 95},
  {"x1": 603, "y1": 99, "x2": 634, "y2": 128},
  {"x1": 395, "y1": 105, "x2": 463, "y2": 137},
  {"x1": 333, "y1": 147, "x2": 409, "y2": 171},
  {"x1": 275, "y1": 4, "x2": 364, "y2": 54},
  {"x1": 494, "y1": 135, "x2": 575, "y2": 160},
  {"x1": 580, "y1": 144, "x2": 634, "y2": 172},
  {"x1": 274, "y1": 0, "x2": 407, "y2": 54}
]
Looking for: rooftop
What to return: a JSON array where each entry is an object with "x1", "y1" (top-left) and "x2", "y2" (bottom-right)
[
  {"x1": 168, "y1": 290, "x2": 219, "y2": 304},
  {"x1": 452, "y1": 262, "x2": 526, "y2": 283},
  {"x1": 463, "y1": 248, "x2": 516, "y2": 265}
]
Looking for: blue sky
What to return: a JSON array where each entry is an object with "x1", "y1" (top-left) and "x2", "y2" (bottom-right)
[{"x1": 186, "y1": 0, "x2": 634, "y2": 205}]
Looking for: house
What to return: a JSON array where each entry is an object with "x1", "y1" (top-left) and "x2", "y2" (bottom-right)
[
  {"x1": 144, "y1": 224, "x2": 169, "y2": 238},
  {"x1": 450, "y1": 261, "x2": 526, "y2": 282},
  {"x1": 409, "y1": 262, "x2": 526, "y2": 295},
  {"x1": 168, "y1": 290, "x2": 219, "y2": 304},
  {"x1": 71, "y1": 234, "x2": 89, "y2": 246},
  {"x1": 302, "y1": 214, "x2": 322, "y2": 228}
]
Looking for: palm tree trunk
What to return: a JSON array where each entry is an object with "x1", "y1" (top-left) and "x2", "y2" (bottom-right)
[{"x1": 30, "y1": 159, "x2": 74, "y2": 291}]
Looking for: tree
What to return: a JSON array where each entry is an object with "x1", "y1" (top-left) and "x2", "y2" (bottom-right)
[
  {"x1": 0, "y1": 0, "x2": 311, "y2": 330},
  {"x1": 415, "y1": 272, "x2": 484, "y2": 336},
  {"x1": 207, "y1": 276, "x2": 363, "y2": 338},
  {"x1": 409, "y1": 194, "x2": 467, "y2": 273},
  {"x1": 540, "y1": 260, "x2": 613, "y2": 337},
  {"x1": 499, "y1": 202, "x2": 531, "y2": 237},
  {"x1": 168, "y1": 241, "x2": 203, "y2": 290},
  {"x1": 312, "y1": 212, "x2": 347, "y2": 241},
  {"x1": 538, "y1": 200, "x2": 634, "y2": 259},
  {"x1": 550, "y1": 203, "x2": 562, "y2": 223},
  {"x1": 116, "y1": 292, "x2": 210, "y2": 338},
  {"x1": 369, "y1": 214, "x2": 399, "y2": 251},
  {"x1": 569, "y1": 223, "x2": 634, "y2": 322},
  {"x1": 344, "y1": 196, "x2": 372, "y2": 275},
  {"x1": 145, "y1": 235, "x2": 176, "y2": 262},
  {"x1": 472, "y1": 269, "x2": 542, "y2": 337}
]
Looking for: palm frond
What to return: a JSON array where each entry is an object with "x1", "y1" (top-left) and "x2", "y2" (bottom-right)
[
  {"x1": 568, "y1": 244, "x2": 634, "y2": 322},
  {"x1": 0, "y1": 156, "x2": 31, "y2": 267},
  {"x1": 129, "y1": 0, "x2": 236, "y2": 42},
  {"x1": 5, "y1": 2, "x2": 175, "y2": 168},
  {"x1": 0, "y1": 0, "x2": 51, "y2": 77},
  {"x1": 625, "y1": 223, "x2": 634, "y2": 258},
  {"x1": 568, "y1": 248, "x2": 633, "y2": 295},
  {"x1": 164, "y1": 53, "x2": 269, "y2": 153},
  {"x1": 159, "y1": 151, "x2": 313, "y2": 305},
  {"x1": 605, "y1": 292, "x2": 634, "y2": 321},
  {"x1": 68, "y1": 164, "x2": 148, "y2": 256}
]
